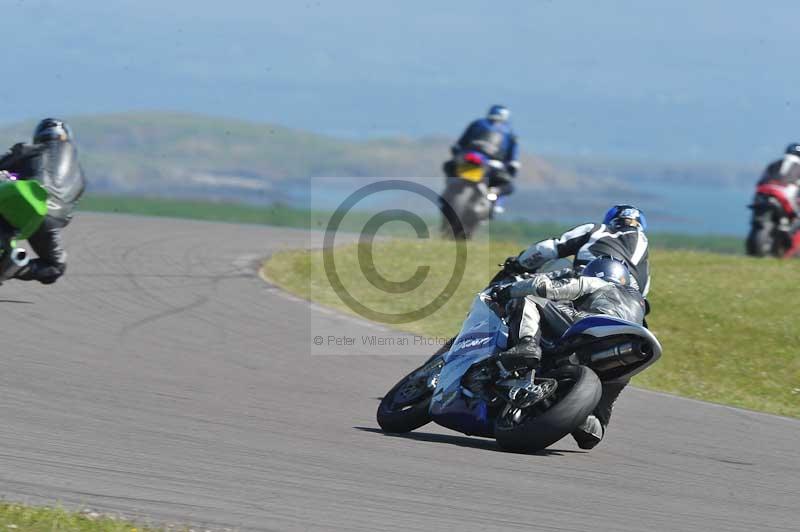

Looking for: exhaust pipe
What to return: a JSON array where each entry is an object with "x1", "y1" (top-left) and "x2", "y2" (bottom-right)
[
  {"x1": 10, "y1": 248, "x2": 29, "y2": 268},
  {"x1": 587, "y1": 342, "x2": 646, "y2": 371}
]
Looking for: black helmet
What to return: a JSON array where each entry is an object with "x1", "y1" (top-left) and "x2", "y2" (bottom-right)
[
  {"x1": 33, "y1": 118, "x2": 72, "y2": 143},
  {"x1": 785, "y1": 143, "x2": 800, "y2": 157},
  {"x1": 581, "y1": 257, "x2": 632, "y2": 286}
]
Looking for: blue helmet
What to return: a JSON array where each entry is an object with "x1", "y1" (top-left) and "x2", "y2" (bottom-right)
[
  {"x1": 581, "y1": 257, "x2": 632, "y2": 286},
  {"x1": 487, "y1": 105, "x2": 510, "y2": 122},
  {"x1": 603, "y1": 204, "x2": 647, "y2": 231}
]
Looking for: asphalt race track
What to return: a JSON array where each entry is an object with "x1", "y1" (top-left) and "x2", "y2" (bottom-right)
[{"x1": 1, "y1": 213, "x2": 797, "y2": 531}]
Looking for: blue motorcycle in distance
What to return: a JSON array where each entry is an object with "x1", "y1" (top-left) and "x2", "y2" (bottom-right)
[{"x1": 377, "y1": 278, "x2": 662, "y2": 452}]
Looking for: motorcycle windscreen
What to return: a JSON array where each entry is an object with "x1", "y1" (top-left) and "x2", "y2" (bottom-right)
[{"x1": 429, "y1": 294, "x2": 508, "y2": 436}]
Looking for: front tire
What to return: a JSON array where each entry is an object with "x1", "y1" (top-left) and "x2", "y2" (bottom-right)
[
  {"x1": 377, "y1": 356, "x2": 444, "y2": 433},
  {"x1": 494, "y1": 365, "x2": 601, "y2": 452},
  {"x1": 746, "y1": 221, "x2": 775, "y2": 257}
]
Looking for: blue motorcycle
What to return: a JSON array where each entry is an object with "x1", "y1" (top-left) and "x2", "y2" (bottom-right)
[{"x1": 377, "y1": 281, "x2": 662, "y2": 452}]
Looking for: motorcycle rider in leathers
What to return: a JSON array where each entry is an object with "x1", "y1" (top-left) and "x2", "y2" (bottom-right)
[
  {"x1": 0, "y1": 118, "x2": 86, "y2": 284},
  {"x1": 443, "y1": 105, "x2": 520, "y2": 209},
  {"x1": 492, "y1": 258, "x2": 647, "y2": 449},
  {"x1": 506, "y1": 205, "x2": 650, "y2": 296},
  {"x1": 490, "y1": 205, "x2": 649, "y2": 448},
  {"x1": 758, "y1": 143, "x2": 800, "y2": 188},
  {"x1": 757, "y1": 143, "x2": 800, "y2": 217}
]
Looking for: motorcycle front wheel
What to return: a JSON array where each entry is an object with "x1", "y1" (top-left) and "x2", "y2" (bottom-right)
[
  {"x1": 494, "y1": 365, "x2": 601, "y2": 452},
  {"x1": 377, "y1": 356, "x2": 444, "y2": 433},
  {"x1": 746, "y1": 219, "x2": 776, "y2": 257}
]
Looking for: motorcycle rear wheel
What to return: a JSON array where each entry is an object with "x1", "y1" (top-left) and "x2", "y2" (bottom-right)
[
  {"x1": 494, "y1": 365, "x2": 601, "y2": 452},
  {"x1": 441, "y1": 184, "x2": 480, "y2": 240}
]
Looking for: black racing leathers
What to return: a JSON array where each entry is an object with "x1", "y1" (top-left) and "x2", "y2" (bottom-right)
[
  {"x1": 517, "y1": 223, "x2": 651, "y2": 296},
  {"x1": 0, "y1": 140, "x2": 86, "y2": 283},
  {"x1": 759, "y1": 158, "x2": 800, "y2": 186}
]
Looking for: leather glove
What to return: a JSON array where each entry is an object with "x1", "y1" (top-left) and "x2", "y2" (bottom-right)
[
  {"x1": 490, "y1": 284, "x2": 514, "y2": 306},
  {"x1": 501, "y1": 256, "x2": 526, "y2": 275},
  {"x1": 527, "y1": 274, "x2": 551, "y2": 297}
]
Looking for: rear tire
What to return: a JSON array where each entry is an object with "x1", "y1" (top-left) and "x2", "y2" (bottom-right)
[
  {"x1": 441, "y1": 184, "x2": 479, "y2": 240},
  {"x1": 494, "y1": 365, "x2": 601, "y2": 452}
]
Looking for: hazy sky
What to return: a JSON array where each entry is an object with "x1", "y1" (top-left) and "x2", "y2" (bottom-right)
[{"x1": 3, "y1": 0, "x2": 798, "y2": 162}]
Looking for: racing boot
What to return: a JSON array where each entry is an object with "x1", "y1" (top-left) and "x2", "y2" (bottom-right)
[
  {"x1": 496, "y1": 334, "x2": 544, "y2": 406},
  {"x1": 572, "y1": 414, "x2": 604, "y2": 450},
  {"x1": 497, "y1": 334, "x2": 542, "y2": 371},
  {"x1": 14, "y1": 259, "x2": 65, "y2": 285}
]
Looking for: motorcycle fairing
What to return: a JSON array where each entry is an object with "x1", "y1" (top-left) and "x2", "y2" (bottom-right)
[
  {"x1": 0, "y1": 180, "x2": 48, "y2": 239},
  {"x1": 430, "y1": 293, "x2": 507, "y2": 436},
  {"x1": 754, "y1": 183, "x2": 798, "y2": 216}
]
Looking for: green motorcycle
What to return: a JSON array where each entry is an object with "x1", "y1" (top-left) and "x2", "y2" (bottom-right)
[{"x1": 0, "y1": 173, "x2": 49, "y2": 283}]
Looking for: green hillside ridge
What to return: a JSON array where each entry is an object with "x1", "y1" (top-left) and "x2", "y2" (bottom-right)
[
  {"x1": 0, "y1": 112, "x2": 589, "y2": 192},
  {"x1": 264, "y1": 239, "x2": 800, "y2": 418},
  {"x1": 551, "y1": 155, "x2": 761, "y2": 188}
]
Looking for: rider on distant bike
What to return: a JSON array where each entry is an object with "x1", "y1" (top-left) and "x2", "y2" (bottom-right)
[
  {"x1": 756, "y1": 144, "x2": 800, "y2": 218},
  {"x1": 491, "y1": 258, "x2": 646, "y2": 449},
  {"x1": 0, "y1": 118, "x2": 86, "y2": 284},
  {"x1": 758, "y1": 143, "x2": 800, "y2": 188},
  {"x1": 444, "y1": 105, "x2": 520, "y2": 210}
]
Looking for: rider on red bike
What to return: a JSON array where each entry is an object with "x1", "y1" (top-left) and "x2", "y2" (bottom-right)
[{"x1": 748, "y1": 143, "x2": 800, "y2": 257}]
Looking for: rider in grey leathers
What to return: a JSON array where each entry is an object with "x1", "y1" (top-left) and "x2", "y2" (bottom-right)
[{"x1": 0, "y1": 118, "x2": 86, "y2": 284}]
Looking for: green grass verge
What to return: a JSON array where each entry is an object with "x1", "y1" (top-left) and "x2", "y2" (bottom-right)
[
  {"x1": 0, "y1": 502, "x2": 164, "y2": 531},
  {"x1": 264, "y1": 239, "x2": 800, "y2": 418},
  {"x1": 489, "y1": 220, "x2": 744, "y2": 254}
]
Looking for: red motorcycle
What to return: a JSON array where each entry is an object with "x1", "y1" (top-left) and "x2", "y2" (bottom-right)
[{"x1": 746, "y1": 180, "x2": 800, "y2": 257}]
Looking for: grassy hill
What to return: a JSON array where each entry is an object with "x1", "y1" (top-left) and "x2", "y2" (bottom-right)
[
  {"x1": 551, "y1": 155, "x2": 761, "y2": 188},
  {"x1": 264, "y1": 238, "x2": 800, "y2": 418},
  {"x1": 0, "y1": 112, "x2": 593, "y2": 199}
]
